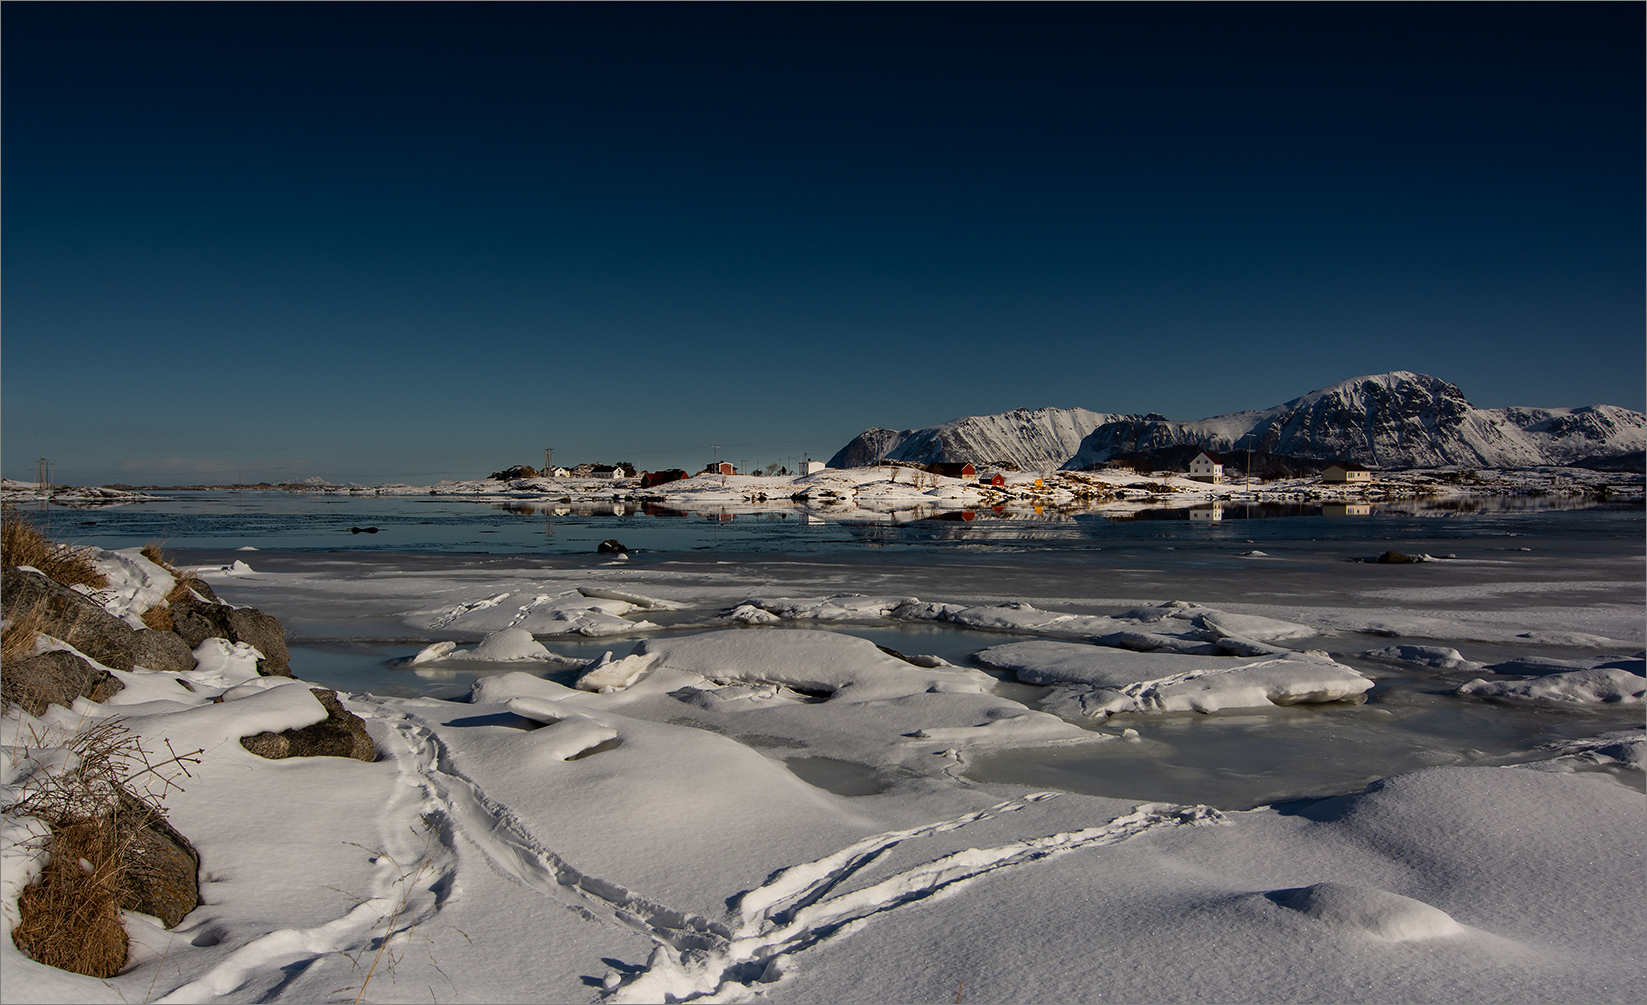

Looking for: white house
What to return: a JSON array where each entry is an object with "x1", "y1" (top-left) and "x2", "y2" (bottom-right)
[
  {"x1": 801, "y1": 460, "x2": 827, "y2": 475},
  {"x1": 1322, "y1": 462, "x2": 1372, "y2": 484},
  {"x1": 1187, "y1": 451, "x2": 1224, "y2": 484}
]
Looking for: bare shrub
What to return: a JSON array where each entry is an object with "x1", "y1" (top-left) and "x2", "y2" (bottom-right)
[
  {"x1": 5, "y1": 719, "x2": 202, "y2": 977},
  {"x1": 1, "y1": 508, "x2": 109, "y2": 590}
]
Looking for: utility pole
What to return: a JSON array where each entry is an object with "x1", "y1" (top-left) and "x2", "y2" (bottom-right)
[
  {"x1": 544, "y1": 447, "x2": 553, "y2": 475},
  {"x1": 711, "y1": 444, "x2": 720, "y2": 471}
]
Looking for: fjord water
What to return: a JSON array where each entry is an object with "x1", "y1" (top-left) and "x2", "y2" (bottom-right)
[{"x1": 58, "y1": 491, "x2": 1645, "y2": 808}]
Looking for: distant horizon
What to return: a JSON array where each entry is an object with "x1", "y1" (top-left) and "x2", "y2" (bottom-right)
[{"x1": 5, "y1": 5, "x2": 1640, "y2": 487}]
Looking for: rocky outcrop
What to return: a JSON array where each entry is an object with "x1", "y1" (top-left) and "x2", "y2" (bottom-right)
[
  {"x1": 132, "y1": 628, "x2": 197, "y2": 674},
  {"x1": 115, "y1": 788, "x2": 200, "y2": 928},
  {"x1": 240, "y1": 689, "x2": 375, "y2": 761},
  {"x1": 2, "y1": 566, "x2": 137, "y2": 671},
  {"x1": 169, "y1": 600, "x2": 291, "y2": 675},
  {"x1": 0, "y1": 650, "x2": 124, "y2": 716}
]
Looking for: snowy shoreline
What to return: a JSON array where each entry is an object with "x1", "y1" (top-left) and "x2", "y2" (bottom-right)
[{"x1": 2, "y1": 510, "x2": 1643, "y2": 1002}]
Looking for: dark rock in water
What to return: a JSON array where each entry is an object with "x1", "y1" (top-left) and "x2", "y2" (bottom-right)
[
  {"x1": 240, "y1": 688, "x2": 375, "y2": 761},
  {"x1": 0, "y1": 650, "x2": 124, "y2": 715},
  {"x1": 597, "y1": 539, "x2": 629, "y2": 554},
  {"x1": 1, "y1": 566, "x2": 137, "y2": 672},
  {"x1": 132, "y1": 629, "x2": 197, "y2": 674},
  {"x1": 1376, "y1": 551, "x2": 1418, "y2": 564},
  {"x1": 349, "y1": 526, "x2": 380, "y2": 534},
  {"x1": 115, "y1": 788, "x2": 199, "y2": 929},
  {"x1": 170, "y1": 600, "x2": 291, "y2": 675}
]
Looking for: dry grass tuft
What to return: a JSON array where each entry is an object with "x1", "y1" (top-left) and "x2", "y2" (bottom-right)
[
  {"x1": 1, "y1": 599, "x2": 47, "y2": 664},
  {"x1": 139, "y1": 542, "x2": 179, "y2": 575},
  {"x1": 10, "y1": 816, "x2": 129, "y2": 978},
  {"x1": 138, "y1": 541, "x2": 203, "y2": 630},
  {"x1": 165, "y1": 579, "x2": 202, "y2": 606},
  {"x1": 6, "y1": 719, "x2": 201, "y2": 978},
  {"x1": 139, "y1": 603, "x2": 174, "y2": 632},
  {"x1": 1, "y1": 508, "x2": 109, "y2": 590}
]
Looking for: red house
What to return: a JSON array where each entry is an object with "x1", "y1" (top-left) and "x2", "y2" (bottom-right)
[
  {"x1": 704, "y1": 462, "x2": 735, "y2": 476},
  {"x1": 640, "y1": 469, "x2": 689, "y2": 489},
  {"x1": 927, "y1": 462, "x2": 978, "y2": 479}
]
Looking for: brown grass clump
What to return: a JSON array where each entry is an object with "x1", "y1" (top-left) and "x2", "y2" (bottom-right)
[
  {"x1": 139, "y1": 603, "x2": 174, "y2": 632},
  {"x1": 139, "y1": 542, "x2": 179, "y2": 575},
  {"x1": 1, "y1": 508, "x2": 109, "y2": 590},
  {"x1": 10, "y1": 816, "x2": 129, "y2": 978},
  {"x1": 5, "y1": 719, "x2": 201, "y2": 978},
  {"x1": 138, "y1": 541, "x2": 205, "y2": 631},
  {"x1": 1, "y1": 599, "x2": 47, "y2": 664}
]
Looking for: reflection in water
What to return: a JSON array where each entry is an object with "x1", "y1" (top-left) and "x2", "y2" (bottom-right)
[{"x1": 54, "y1": 487, "x2": 1642, "y2": 557}]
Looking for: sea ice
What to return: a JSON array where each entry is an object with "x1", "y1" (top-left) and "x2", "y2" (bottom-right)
[{"x1": 978, "y1": 641, "x2": 1373, "y2": 718}]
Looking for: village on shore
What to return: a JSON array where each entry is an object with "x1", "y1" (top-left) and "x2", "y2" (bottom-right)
[{"x1": 4, "y1": 450, "x2": 1640, "y2": 524}]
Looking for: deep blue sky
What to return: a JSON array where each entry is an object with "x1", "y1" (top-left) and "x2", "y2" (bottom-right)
[{"x1": 4, "y1": 3, "x2": 1642, "y2": 485}]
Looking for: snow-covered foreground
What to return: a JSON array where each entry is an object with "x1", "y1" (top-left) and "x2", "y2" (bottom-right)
[{"x1": 3, "y1": 543, "x2": 1643, "y2": 1003}]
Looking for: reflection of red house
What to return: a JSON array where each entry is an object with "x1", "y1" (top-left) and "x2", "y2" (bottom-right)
[
  {"x1": 978, "y1": 472, "x2": 1006, "y2": 487},
  {"x1": 640, "y1": 469, "x2": 689, "y2": 488},
  {"x1": 928, "y1": 462, "x2": 978, "y2": 479}
]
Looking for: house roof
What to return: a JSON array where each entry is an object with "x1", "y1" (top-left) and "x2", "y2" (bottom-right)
[
  {"x1": 1327, "y1": 461, "x2": 1371, "y2": 471},
  {"x1": 1194, "y1": 451, "x2": 1223, "y2": 463}
]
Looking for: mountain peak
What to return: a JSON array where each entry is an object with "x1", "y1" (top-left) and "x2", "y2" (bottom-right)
[{"x1": 828, "y1": 373, "x2": 1644, "y2": 471}]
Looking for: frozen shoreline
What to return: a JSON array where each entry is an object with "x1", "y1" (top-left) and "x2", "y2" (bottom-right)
[{"x1": 2, "y1": 521, "x2": 1643, "y2": 1002}]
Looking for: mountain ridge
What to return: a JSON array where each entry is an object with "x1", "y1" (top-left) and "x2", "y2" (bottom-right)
[{"x1": 826, "y1": 372, "x2": 1646, "y2": 471}]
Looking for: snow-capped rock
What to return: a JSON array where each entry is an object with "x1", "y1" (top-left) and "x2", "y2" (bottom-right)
[{"x1": 827, "y1": 372, "x2": 1645, "y2": 471}]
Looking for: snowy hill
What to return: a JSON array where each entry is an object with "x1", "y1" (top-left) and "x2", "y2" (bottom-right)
[
  {"x1": 830, "y1": 373, "x2": 1646, "y2": 471},
  {"x1": 828, "y1": 407, "x2": 1126, "y2": 471}
]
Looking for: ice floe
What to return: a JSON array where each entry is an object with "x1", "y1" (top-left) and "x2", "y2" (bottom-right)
[{"x1": 977, "y1": 641, "x2": 1373, "y2": 718}]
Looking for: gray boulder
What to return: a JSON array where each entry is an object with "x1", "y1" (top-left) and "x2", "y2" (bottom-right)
[
  {"x1": 0, "y1": 650, "x2": 124, "y2": 715},
  {"x1": 1, "y1": 566, "x2": 136, "y2": 671},
  {"x1": 115, "y1": 788, "x2": 199, "y2": 929},
  {"x1": 240, "y1": 689, "x2": 374, "y2": 761},
  {"x1": 170, "y1": 600, "x2": 290, "y2": 676},
  {"x1": 132, "y1": 629, "x2": 197, "y2": 674}
]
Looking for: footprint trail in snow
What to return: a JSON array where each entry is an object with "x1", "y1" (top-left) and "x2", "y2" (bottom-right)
[{"x1": 162, "y1": 698, "x2": 1223, "y2": 1004}]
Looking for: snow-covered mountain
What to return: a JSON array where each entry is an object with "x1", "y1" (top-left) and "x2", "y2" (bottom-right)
[
  {"x1": 829, "y1": 373, "x2": 1646, "y2": 471},
  {"x1": 828, "y1": 407, "x2": 1126, "y2": 471}
]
